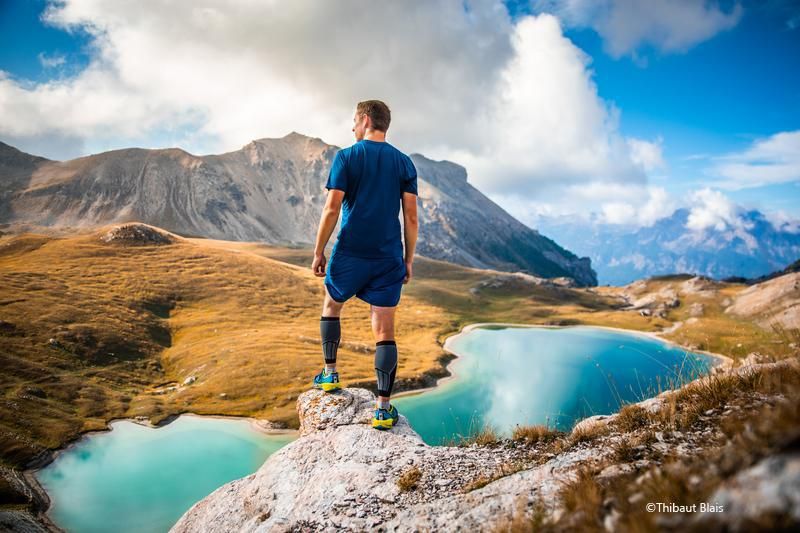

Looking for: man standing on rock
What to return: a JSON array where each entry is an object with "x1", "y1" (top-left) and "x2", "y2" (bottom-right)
[{"x1": 310, "y1": 100, "x2": 419, "y2": 430}]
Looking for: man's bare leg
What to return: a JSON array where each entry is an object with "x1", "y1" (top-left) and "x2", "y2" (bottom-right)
[
  {"x1": 370, "y1": 304, "x2": 397, "y2": 409},
  {"x1": 321, "y1": 286, "x2": 345, "y2": 374}
]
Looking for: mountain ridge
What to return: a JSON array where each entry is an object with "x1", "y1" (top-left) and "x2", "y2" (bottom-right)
[
  {"x1": 536, "y1": 207, "x2": 800, "y2": 285},
  {"x1": 0, "y1": 133, "x2": 597, "y2": 285}
]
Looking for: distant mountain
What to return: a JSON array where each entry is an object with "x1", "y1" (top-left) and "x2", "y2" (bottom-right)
[
  {"x1": 725, "y1": 257, "x2": 800, "y2": 285},
  {"x1": 536, "y1": 208, "x2": 800, "y2": 285},
  {"x1": 0, "y1": 134, "x2": 596, "y2": 286}
]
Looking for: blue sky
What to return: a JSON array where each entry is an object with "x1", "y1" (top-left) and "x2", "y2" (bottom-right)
[
  {"x1": 512, "y1": 0, "x2": 800, "y2": 216},
  {"x1": 0, "y1": 0, "x2": 91, "y2": 81},
  {"x1": 1, "y1": 0, "x2": 798, "y2": 224}
]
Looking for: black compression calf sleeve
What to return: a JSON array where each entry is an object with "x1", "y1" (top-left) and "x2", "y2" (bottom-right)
[
  {"x1": 375, "y1": 340, "x2": 398, "y2": 397},
  {"x1": 320, "y1": 316, "x2": 340, "y2": 364}
]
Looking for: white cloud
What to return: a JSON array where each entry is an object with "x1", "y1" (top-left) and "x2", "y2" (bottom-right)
[
  {"x1": 684, "y1": 188, "x2": 762, "y2": 250},
  {"x1": 535, "y1": 0, "x2": 743, "y2": 58},
  {"x1": 0, "y1": 1, "x2": 671, "y2": 228},
  {"x1": 608, "y1": 253, "x2": 647, "y2": 270},
  {"x1": 635, "y1": 185, "x2": 674, "y2": 224},
  {"x1": 438, "y1": 13, "x2": 650, "y2": 197},
  {"x1": 1, "y1": 0, "x2": 515, "y2": 159},
  {"x1": 37, "y1": 52, "x2": 67, "y2": 69},
  {"x1": 494, "y1": 182, "x2": 675, "y2": 228},
  {"x1": 765, "y1": 210, "x2": 800, "y2": 234},
  {"x1": 685, "y1": 188, "x2": 750, "y2": 231},
  {"x1": 627, "y1": 136, "x2": 665, "y2": 172},
  {"x1": 710, "y1": 130, "x2": 800, "y2": 190},
  {"x1": 596, "y1": 184, "x2": 674, "y2": 226}
]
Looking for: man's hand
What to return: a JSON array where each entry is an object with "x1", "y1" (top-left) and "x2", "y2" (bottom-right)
[
  {"x1": 401, "y1": 192, "x2": 418, "y2": 286},
  {"x1": 312, "y1": 253, "x2": 327, "y2": 277},
  {"x1": 312, "y1": 190, "x2": 344, "y2": 276}
]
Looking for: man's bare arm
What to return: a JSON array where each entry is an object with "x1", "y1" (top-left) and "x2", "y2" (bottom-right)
[
  {"x1": 401, "y1": 191, "x2": 418, "y2": 284},
  {"x1": 311, "y1": 189, "x2": 344, "y2": 277}
]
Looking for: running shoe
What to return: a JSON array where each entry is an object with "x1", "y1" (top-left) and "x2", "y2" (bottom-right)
[
  {"x1": 312, "y1": 367, "x2": 341, "y2": 392},
  {"x1": 372, "y1": 404, "x2": 399, "y2": 430}
]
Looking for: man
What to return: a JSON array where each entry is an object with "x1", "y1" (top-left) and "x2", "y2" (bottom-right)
[{"x1": 310, "y1": 99, "x2": 419, "y2": 431}]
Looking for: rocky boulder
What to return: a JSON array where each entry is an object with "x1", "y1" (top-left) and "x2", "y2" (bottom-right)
[
  {"x1": 169, "y1": 358, "x2": 799, "y2": 532},
  {"x1": 100, "y1": 223, "x2": 177, "y2": 245},
  {"x1": 169, "y1": 387, "x2": 596, "y2": 532},
  {"x1": 169, "y1": 388, "x2": 425, "y2": 532}
]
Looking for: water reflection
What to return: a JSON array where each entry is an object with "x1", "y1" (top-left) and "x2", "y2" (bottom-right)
[
  {"x1": 393, "y1": 325, "x2": 715, "y2": 445},
  {"x1": 35, "y1": 415, "x2": 296, "y2": 533}
]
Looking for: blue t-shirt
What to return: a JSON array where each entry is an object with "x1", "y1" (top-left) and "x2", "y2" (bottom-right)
[{"x1": 325, "y1": 139, "x2": 418, "y2": 259}]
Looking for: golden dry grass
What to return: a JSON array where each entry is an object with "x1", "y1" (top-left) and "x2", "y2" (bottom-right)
[
  {"x1": 511, "y1": 424, "x2": 562, "y2": 444},
  {"x1": 503, "y1": 359, "x2": 800, "y2": 532},
  {"x1": 396, "y1": 466, "x2": 422, "y2": 492},
  {"x1": 0, "y1": 224, "x2": 793, "y2": 476},
  {"x1": 600, "y1": 279, "x2": 796, "y2": 360},
  {"x1": 0, "y1": 228, "x2": 450, "y2": 467}
]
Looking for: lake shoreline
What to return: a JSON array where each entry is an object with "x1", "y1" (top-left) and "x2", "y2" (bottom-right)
[
  {"x1": 26, "y1": 411, "x2": 298, "y2": 473},
  {"x1": 22, "y1": 320, "x2": 733, "y2": 531},
  {"x1": 392, "y1": 321, "x2": 734, "y2": 400},
  {"x1": 25, "y1": 411, "x2": 298, "y2": 532},
  {"x1": 464, "y1": 322, "x2": 734, "y2": 366},
  {"x1": 24, "y1": 321, "x2": 730, "y2": 473}
]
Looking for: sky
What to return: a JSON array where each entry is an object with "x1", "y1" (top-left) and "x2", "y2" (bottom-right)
[{"x1": 1, "y1": 0, "x2": 798, "y2": 233}]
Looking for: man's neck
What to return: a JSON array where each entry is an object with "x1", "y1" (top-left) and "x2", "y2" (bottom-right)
[{"x1": 363, "y1": 130, "x2": 386, "y2": 142}]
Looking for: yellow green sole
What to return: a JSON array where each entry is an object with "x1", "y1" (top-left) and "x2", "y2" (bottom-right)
[
  {"x1": 372, "y1": 418, "x2": 394, "y2": 429},
  {"x1": 317, "y1": 382, "x2": 341, "y2": 392}
]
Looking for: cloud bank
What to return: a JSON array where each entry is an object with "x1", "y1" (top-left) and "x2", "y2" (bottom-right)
[
  {"x1": 710, "y1": 130, "x2": 800, "y2": 190},
  {"x1": 534, "y1": 0, "x2": 743, "y2": 59},
  {"x1": 0, "y1": 0, "x2": 758, "y2": 231},
  {"x1": 1, "y1": 0, "x2": 516, "y2": 159}
]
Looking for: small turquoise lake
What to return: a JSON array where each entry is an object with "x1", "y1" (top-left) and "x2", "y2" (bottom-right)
[
  {"x1": 34, "y1": 325, "x2": 718, "y2": 531},
  {"x1": 393, "y1": 324, "x2": 718, "y2": 445},
  {"x1": 34, "y1": 415, "x2": 296, "y2": 533}
]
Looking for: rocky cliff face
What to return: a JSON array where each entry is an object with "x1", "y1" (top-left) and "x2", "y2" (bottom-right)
[
  {"x1": 170, "y1": 357, "x2": 800, "y2": 532},
  {"x1": 0, "y1": 134, "x2": 596, "y2": 285},
  {"x1": 410, "y1": 153, "x2": 596, "y2": 285}
]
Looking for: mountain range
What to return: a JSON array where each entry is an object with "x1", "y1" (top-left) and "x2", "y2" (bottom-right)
[
  {"x1": 0, "y1": 133, "x2": 597, "y2": 286},
  {"x1": 536, "y1": 208, "x2": 800, "y2": 285}
]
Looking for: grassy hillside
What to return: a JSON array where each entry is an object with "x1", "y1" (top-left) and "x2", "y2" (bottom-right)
[
  {"x1": 599, "y1": 277, "x2": 795, "y2": 360},
  {"x1": 1, "y1": 224, "x2": 796, "y2": 481}
]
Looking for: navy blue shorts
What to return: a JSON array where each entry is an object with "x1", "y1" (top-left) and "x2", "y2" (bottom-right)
[{"x1": 324, "y1": 251, "x2": 407, "y2": 307}]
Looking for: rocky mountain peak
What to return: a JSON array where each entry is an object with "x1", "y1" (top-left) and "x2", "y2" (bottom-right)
[
  {"x1": 409, "y1": 153, "x2": 468, "y2": 183},
  {"x1": 0, "y1": 137, "x2": 597, "y2": 285},
  {"x1": 244, "y1": 131, "x2": 335, "y2": 164},
  {"x1": 0, "y1": 141, "x2": 51, "y2": 169}
]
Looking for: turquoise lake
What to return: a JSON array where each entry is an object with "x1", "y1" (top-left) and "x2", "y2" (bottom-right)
[
  {"x1": 34, "y1": 325, "x2": 717, "y2": 531},
  {"x1": 34, "y1": 415, "x2": 296, "y2": 533},
  {"x1": 393, "y1": 325, "x2": 717, "y2": 445}
]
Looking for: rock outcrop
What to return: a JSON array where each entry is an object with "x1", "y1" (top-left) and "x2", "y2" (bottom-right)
[
  {"x1": 170, "y1": 388, "x2": 420, "y2": 532},
  {"x1": 100, "y1": 222, "x2": 178, "y2": 245},
  {"x1": 725, "y1": 272, "x2": 800, "y2": 330},
  {"x1": 171, "y1": 358, "x2": 800, "y2": 532},
  {"x1": 619, "y1": 279, "x2": 681, "y2": 318},
  {"x1": 169, "y1": 387, "x2": 599, "y2": 533},
  {"x1": 693, "y1": 452, "x2": 800, "y2": 530},
  {"x1": 172, "y1": 389, "x2": 418, "y2": 532}
]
